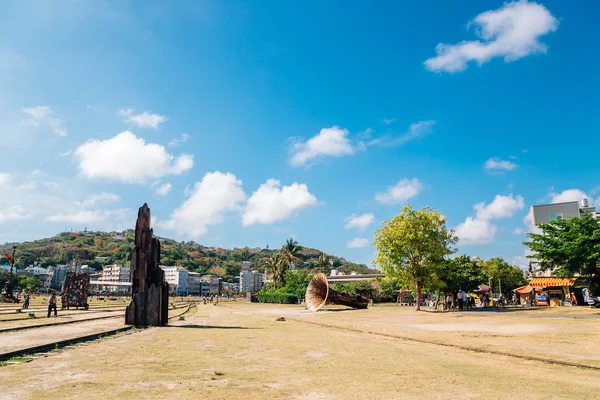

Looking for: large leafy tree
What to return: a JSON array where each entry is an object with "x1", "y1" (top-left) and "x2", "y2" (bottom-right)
[
  {"x1": 437, "y1": 255, "x2": 487, "y2": 295},
  {"x1": 525, "y1": 212, "x2": 600, "y2": 291},
  {"x1": 374, "y1": 205, "x2": 457, "y2": 310},
  {"x1": 482, "y1": 258, "x2": 527, "y2": 295},
  {"x1": 282, "y1": 238, "x2": 302, "y2": 269}
]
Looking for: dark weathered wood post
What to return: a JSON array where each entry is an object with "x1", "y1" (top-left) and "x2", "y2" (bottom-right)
[{"x1": 125, "y1": 204, "x2": 169, "y2": 326}]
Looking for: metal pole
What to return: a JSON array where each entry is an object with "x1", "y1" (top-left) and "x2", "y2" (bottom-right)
[{"x1": 498, "y1": 279, "x2": 502, "y2": 295}]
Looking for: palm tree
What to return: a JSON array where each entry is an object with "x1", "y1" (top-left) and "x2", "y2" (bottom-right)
[
  {"x1": 316, "y1": 253, "x2": 329, "y2": 273},
  {"x1": 282, "y1": 238, "x2": 302, "y2": 269},
  {"x1": 266, "y1": 253, "x2": 287, "y2": 288}
]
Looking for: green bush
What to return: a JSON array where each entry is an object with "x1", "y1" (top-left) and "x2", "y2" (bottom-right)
[{"x1": 258, "y1": 292, "x2": 298, "y2": 304}]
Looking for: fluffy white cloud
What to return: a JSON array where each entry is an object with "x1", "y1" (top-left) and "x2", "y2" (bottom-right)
[
  {"x1": 74, "y1": 131, "x2": 194, "y2": 183},
  {"x1": 290, "y1": 126, "x2": 354, "y2": 166},
  {"x1": 456, "y1": 194, "x2": 524, "y2": 245},
  {"x1": 375, "y1": 178, "x2": 422, "y2": 205},
  {"x1": 0, "y1": 173, "x2": 11, "y2": 185},
  {"x1": 484, "y1": 158, "x2": 518, "y2": 171},
  {"x1": 474, "y1": 194, "x2": 524, "y2": 220},
  {"x1": 156, "y1": 183, "x2": 172, "y2": 196},
  {"x1": 424, "y1": 0, "x2": 559, "y2": 73},
  {"x1": 347, "y1": 238, "x2": 369, "y2": 248},
  {"x1": 22, "y1": 106, "x2": 66, "y2": 136},
  {"x1": 168, "y1": 133, "x2": 190, "y2": 148},
  {"x1": 455, "y1": 217, "x2": 497, "y2": 245},
  {"x1": 75, "y1": 192, "x2": 120, "y2": 208},
  {"x1": 242, "y1": 179, "x2": 318, "y2": 226},
  {"x1": 344, "y1": 213, "x2": 375, "y2": 231},
  {"x1": 550, "y1": 189, "x2": 588, "y2": 204},
  {"x1": 160, "y1": 172, "x2": 246, "y2": 237},
  {"x1": 119, "y1": 108, "x2": 167, "y2": 129},
  {"x1": 383, "y1": 118, "x2": 396, "y2": 125}
]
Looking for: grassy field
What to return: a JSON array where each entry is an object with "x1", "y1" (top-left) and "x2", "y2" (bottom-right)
[{"x1": 0, "y1": 302, "x2": 599, "y2": 399}]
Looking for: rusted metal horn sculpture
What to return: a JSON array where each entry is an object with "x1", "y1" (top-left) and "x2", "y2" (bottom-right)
[{"x1": 305, "y1": 273, "x2": 369, "y2": 311}]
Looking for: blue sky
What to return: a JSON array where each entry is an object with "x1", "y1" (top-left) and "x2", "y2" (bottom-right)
[{"x1": 1, "y1": 0, "x2": 599, "y2": 268}]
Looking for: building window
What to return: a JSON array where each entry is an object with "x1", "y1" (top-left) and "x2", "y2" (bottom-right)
[{"x1": 550, "y1": 213, "x2": 563, "y2": 221}]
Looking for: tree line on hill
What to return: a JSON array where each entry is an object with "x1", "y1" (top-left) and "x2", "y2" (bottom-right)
[{"x1": 0, "y1": 231, "x2": 377, "y2": 283}]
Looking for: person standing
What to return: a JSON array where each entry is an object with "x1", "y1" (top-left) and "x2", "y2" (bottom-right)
[
  {"x1": 47, "y1": 293, "x2": 58, "y2": 318},
  {"x1": 446, "y1": 294, "x2": 452, "y2": 310},
  {"x1": 457, "y1": 290, "x2": 464, "y2": 311}
]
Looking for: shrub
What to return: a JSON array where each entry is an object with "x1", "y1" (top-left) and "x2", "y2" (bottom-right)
[{"x1": 258, "y1": 292, "x2": 298, "y2": 304}]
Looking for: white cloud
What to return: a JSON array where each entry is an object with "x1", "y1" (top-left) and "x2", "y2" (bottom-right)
[
  {"x1": 160, "y1": 172, "x2": 246, "y2": 237},
  {"x1": 22, "y1": 106, "x2": 66, "y2": 136},
  {"x1": 243, "y1": 179, "x2": 318, "y2": 226},
  {"x1": 44, "y1": 208, "x2": 131, "y2": 226},
  {"x1": 550, "y1": 189, "x2": 588, "y2": 204},
  {"x1": 455, "y1": 217, "x2": 497, "y2": 245},
  {"x1": 118, "y1": 108, "x2": 167, "y2": 129},
  {"x1": 375, "y1": 178, "x2": 422, "y2": 205},
  {"x1": 75, "y1": 192, "x2": 120, "y2": 208},
  {"x1": 0, "y1": 205, "x2": 32, "y2": 222},
  {"x1": 74, "y1": 131, "x2": 194, "y2": 183},
  {"x1": 347, "y1": 238, "x2": 369, "y2": 248},
  {"x1": 369, "y1": 120, "x2": 435, "y2": 147},
  {"x1": 290, "y1": 126, "x2": 354, "y2": 166},
  {"x1": 168, "y1": 133, "x2": 190, "y2": 148},
  {"x1": 156, "y1": 183, "x2": 172, "y2": 196},
  {"x1": 513, "y1": 227, "x2": 525, "y2": 235},
  {"x1": 484, "y1": 158, "x2": 518, "y2": 171},
  {"x1": 0, "y1": 173, "x2": 11, "y2": 185},
  {"x1": 456, "y1": 194, "x2": 524, "y2": 245},
  {"x1": 383, "y1": 118, "x2": 396, "y2": 125},
  {"x1": 474, "y1": 194, "x2": 524, "y2": 220},
  {"x1": 424, "y1": 0, "x2": 559, "y2": 73},
  {"x1": 58, "y1": 150, "x2": 72, "y2": 157},
  {"x1": 344, "y1": 213, "x2": 375, "y2": 231}
]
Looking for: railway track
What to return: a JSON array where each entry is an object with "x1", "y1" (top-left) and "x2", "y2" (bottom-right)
[{"x1": 0, "y1": 303, "x2": 198, "y2": 364}]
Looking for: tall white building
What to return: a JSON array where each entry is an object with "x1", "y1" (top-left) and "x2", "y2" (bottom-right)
[{"x1": 160, "y1": 266, "x2": 189, "y2": 295}]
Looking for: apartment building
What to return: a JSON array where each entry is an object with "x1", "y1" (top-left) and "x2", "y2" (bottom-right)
[{"x1": 160, "y1": 265, "x2": 189, "y2": 295}]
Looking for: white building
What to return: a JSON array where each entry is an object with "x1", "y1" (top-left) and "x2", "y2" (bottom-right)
[
  {"x1": 101, "y1": 264, "x2": 131, "y2": 292},
  {"x1": 240, "y1": 271, "x2": 263, "y2": 292},
  {"x1": 24, "y1": 266, "x2": 48, "y2": 276},
  {"x1": 160, "y1": 266, "x2": 189, "y2": 295}
]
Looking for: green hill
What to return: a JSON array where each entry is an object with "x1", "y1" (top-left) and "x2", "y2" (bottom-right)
[{"x1": 0, "y1": 230, "x2": 377, "y2": 282}]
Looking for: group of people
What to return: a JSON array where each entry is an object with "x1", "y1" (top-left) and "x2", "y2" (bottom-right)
[
  {"x1": 446, "y1": 290, "x2": 476, "y2": 311},
  {"x1": 202, "y1": 295, "x2": 218, "y2": 305}
]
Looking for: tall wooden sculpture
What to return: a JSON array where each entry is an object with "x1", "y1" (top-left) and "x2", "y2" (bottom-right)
[{"x1": 125, "y1": 204, "x2": 169, "y2": 326}]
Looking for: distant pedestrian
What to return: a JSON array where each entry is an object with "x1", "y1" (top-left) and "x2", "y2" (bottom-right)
[
  {"x1": 48, "y1": 293, "x2": 58, "y2": 318},
  {"x1": 457, "y1": 290, "x2": 464, "y2": 311},
  {"x1": 446, "y1": 294, "x2": 452, "y2": 310},
  {"x1": 571, "y1": 292, "x2": 577, "y2": 306},
  {"x1": 22, "y1": 291, "x2": 30, "y2": 309}
]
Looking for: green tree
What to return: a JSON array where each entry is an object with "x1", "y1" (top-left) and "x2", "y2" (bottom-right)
[
  {"x1": 437, "y1": 255, "x2": 487, "y2": 295},
  {"x1": 482, "y1": 258, "x2": 527, "y2": 296},
  {"x1": 525, "y1": 212, "x2": 600, "y2": 292},
  {"x1": 374, "y1": 205, "x2": 457, "y2": 310},
  {"x1": 17, "y1": 276, "x2": 43, "y2": 291},
  {"x1": 282, "y1": 238, "x2": 302, "y2": 269},
  {"x1": 316, "y1": 253, "x2": 330, "y2": 273},
  {"x1": 265, "y1": 253, "x2": 287, "y2": 288},
  {"x1": 282, "y1": 269, "x2": 313, "y2": 299}
]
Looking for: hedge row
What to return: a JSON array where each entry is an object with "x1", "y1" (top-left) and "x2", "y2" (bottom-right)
[{"x1": 257, "y1": 292, "x2": 299, "y2": 304}]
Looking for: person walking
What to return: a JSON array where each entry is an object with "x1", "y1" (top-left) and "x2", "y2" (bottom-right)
[
  {"x1": 22, "y1": 290, "x2": 30, "y2": 310},
  {"x1": 47, "y1": 293, "x2": 58, "y2": 318}
]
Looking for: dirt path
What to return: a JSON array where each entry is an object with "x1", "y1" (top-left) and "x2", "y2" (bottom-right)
[{"x1": 0, "y1": 318, "x2": 125, "y2": 355}]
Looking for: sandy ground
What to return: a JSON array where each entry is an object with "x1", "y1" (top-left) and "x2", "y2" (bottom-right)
[{"x1": 0, "y1": 302, "x2": 598, "y2": 399}]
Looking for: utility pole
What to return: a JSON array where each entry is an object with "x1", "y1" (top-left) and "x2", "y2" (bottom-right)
[{"x1": 498, "y1": 279, "x2": 502, "y2": 295}]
